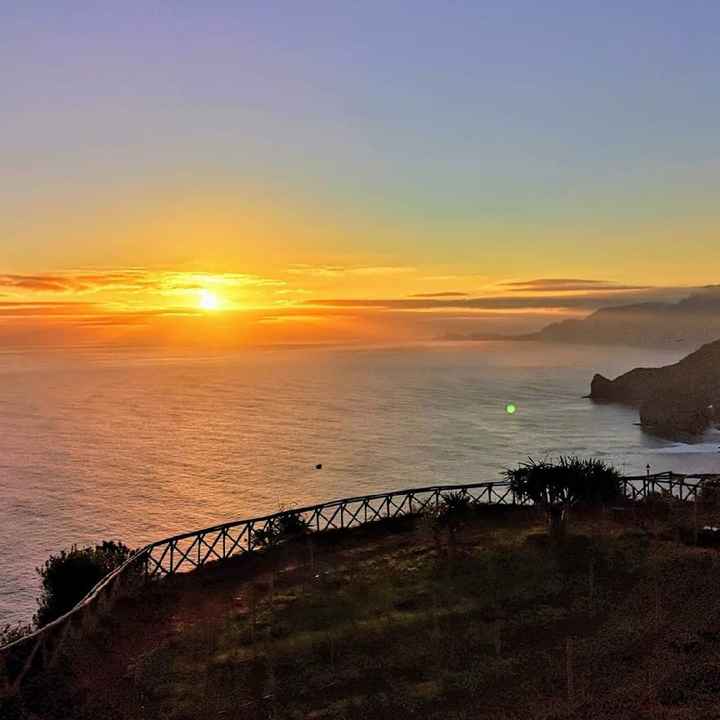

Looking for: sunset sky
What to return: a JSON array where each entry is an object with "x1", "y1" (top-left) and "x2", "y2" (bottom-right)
[{"x1": 2, "y1": 2, "x2": 719, "y2": 347}]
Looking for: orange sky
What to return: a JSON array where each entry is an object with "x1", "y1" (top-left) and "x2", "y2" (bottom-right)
[
  {"x1": 4, "y1": 4, "x2": 720, "y2": 349},
  {"x1": 0, "y1": 266, "x2": 696, "y2": 349}
]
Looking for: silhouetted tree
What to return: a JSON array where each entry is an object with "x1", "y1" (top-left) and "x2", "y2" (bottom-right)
[
  {"x1": 35, "y1": 541, "x2": 132, "y2": 627},
  {"x1": 505, "y1": 456, "x2": 622, "y2": 537}
]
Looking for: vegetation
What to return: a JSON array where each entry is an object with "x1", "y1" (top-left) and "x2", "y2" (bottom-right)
[
  {"x1": 438, "y1": 489, "x2": 473, "y2": 520},
  {"x1": 699, "y1": 479, "x2": 720, "y2": 508},
  {"x1": 505, "y1": 456, "x2": 623, "y2": 536},
  {"x1": 34, "y1": 540, "x2": 133, "y2": 627},
  {"x1": 0, "y1": 622, "x2": 33, "y2": 647},
  {"x1": 16, "y1": 503, "x2": 720, "y2": 720},
  {"x1": 434, "y1": 490, "x2": 474, "y2": 553},
  {"x1": 253, "y1": 509, "x2": 311, "y2": 547},
  {"x1": 7, "y1": 461, "x2": 720, "y2": 720}
]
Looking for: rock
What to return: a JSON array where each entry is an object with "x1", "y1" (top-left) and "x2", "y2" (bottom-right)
[
  {"x1": 589, "y1": 339, "x2": 720, "y2": 437},
  {"x1": 639, "y1": 395, "x2": 715, "y2": 437}
]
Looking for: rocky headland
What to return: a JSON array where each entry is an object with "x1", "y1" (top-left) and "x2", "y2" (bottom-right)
[{"x1": 589, "y1": 339, "x2": 720, "y2": 437}]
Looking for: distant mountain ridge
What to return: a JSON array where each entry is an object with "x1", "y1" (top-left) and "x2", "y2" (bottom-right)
[
  {"x1": 529, "y1": 287, "x2": 720, "y2": 348},
  {"x1": 444, "y1": 287, "x2": 720, "y2": 348}
]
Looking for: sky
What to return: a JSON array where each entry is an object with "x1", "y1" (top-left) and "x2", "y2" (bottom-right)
[{"x1": 1, "y1": 2, "x2": 719, "y2": 347}]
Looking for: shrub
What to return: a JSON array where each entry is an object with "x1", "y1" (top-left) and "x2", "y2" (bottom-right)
[
  {"x1": 253, "y1": 510, "x2": 310, "y2": 547},
  {"x1": 436, "y1": 491, "x2": 472, "y2": 529},
  {"x1": 699, "y1": 480, "x2": 720, "y2": 508},
  {"x1": 35, "y1": 540, "x2": 132, "y2": 627},
  {"x1": 0, "y1": 622, "x2": 33, "y2": 647},
  {"x1": 440, "y1": 490, "x2": 472, "y2": 516},
  {"x1": 505, "y1": 456, "x2": 622, "y2": 537},
  {"x1": 641, "y1": 489, "x2": 680, "y2": 520},
  {"x1": 277, "y1": 510, "x2": 310, "y2": 537}
]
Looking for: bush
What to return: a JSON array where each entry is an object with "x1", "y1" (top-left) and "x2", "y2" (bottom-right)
[
  {"x1": 35, "y1": 541, "x2": 132, "y2": 627},
  {"x1": 253, "y1": 510, "x2": 310, "y2": 547},
  {"x1": 440, "y1": 490, "x2": 472, "y2": 516},
  {"x1": 436, "y1": 490, "x2": 473, "y2": 529},
  {"x1": 642, "y1": 489, "x2": 680, "y2": 520},
  {"x1": 699, "y1": 480, "x2": 720, "y2": 508},
  {"x1": 0, "y1": 622, "x2": 33, "y2": 647},
  {"x1": 505, "y1": 456, "x2": 622, "y2": 536}
]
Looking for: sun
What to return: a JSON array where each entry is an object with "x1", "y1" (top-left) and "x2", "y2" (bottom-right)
[{"x1": 198, "y1": 289, "x2": 222, "y2": 311}]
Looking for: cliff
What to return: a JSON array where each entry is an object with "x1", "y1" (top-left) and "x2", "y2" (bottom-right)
[{"x1": 589, "y1": 339, "x2": 720, "y2": 436}]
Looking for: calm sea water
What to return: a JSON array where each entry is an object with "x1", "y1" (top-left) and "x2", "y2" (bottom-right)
[{"x1": 2, "y1": 342, "x2": 719, "y2": 625}]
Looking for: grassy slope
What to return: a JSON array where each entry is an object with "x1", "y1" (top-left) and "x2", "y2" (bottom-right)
[{"x1": 12, "y1": 503, "x2": 720, "y2": 720}]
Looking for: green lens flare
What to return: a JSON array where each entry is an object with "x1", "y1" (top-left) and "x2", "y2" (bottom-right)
[{"x1": 505, "y1": 402, "x2": 517, "y2": 415}]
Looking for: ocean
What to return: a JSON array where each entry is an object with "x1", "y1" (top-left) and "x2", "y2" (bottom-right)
[{"x1": 2, "y1": 342, "x2": 719, "y2": 626}]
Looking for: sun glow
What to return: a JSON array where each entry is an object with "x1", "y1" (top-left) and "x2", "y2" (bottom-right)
[{"x1": 198, "y1": 289, "x2": 222, "y2": 311}]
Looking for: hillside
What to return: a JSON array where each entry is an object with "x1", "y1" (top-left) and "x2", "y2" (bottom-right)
[
  {"x1": 11, "y1": 505, "x2": 720, "y2": 720},
  {"x1": 532, "y1": 288, "x2": 720, "y2": 348},
  {"x1": 590, "y1": 339, "x2": 720, "y2": 436}
]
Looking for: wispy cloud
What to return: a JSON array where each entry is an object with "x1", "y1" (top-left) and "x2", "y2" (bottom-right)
[
  {"x1": 303, "y1": 287, "x2": 685, "y2": 311},
  {"x1": 499, "y1": 278, "x2": 651, "y2": 292},
  {"x1": 0, "y1": 270, "x2": 284, "y2": 297},
  {"x1": 287, "y1": 264, "x2": 415, "y2": 278},
  {"x1": 410, "y1": 292, "x2": 469, "y2": 298},
  {"x1": 0, "y1": 272, "x2": 150, "y2": 294}
]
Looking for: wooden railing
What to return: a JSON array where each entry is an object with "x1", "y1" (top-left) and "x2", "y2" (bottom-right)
[
  {"x1": 2, "y1": 471, "x2": 718, "y2": 696},
  {"x1": 144, "y1": 479, "x2": 523, "y2": 576}
]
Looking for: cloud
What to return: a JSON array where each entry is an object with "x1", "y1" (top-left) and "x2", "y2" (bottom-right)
[
  {"x1": 303, "y1": 287, "x2": 686, "y2": 312},
  {"x1": 0, "y1": 270, "x2": 284, "y2": 296},
  {"x1": 0, "y1": 271, "x2": 159, "y2": 294},
  {"x1": 0, "y1": 301, "x2": 99, "y2": 317},
  {"x1": 287, "y1": 264, "x2": 415, "y2": 278},
  {"x1": 499, "y1": 278, "x2": 651, "y2": 292},
  {"x1": 0, "y1": 267, "x2": 699, "y2": 350},
  {"x1": 158, "y1": 272, "x2": 285, "y2": 292}
]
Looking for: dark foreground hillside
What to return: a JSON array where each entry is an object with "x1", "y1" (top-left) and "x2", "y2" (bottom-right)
[{"x1": 9, "y1": 503, "x2": 720, "y2": 720}]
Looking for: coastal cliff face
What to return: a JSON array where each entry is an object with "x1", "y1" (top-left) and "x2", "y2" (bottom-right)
[{"x1": 590, "y1": 339, "x2": 720, "y2": 436}]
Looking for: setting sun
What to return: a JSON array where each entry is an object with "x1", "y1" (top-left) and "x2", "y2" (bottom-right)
[{"x1": 198, "y1": 289, "x2": 221, "y2": 311}]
